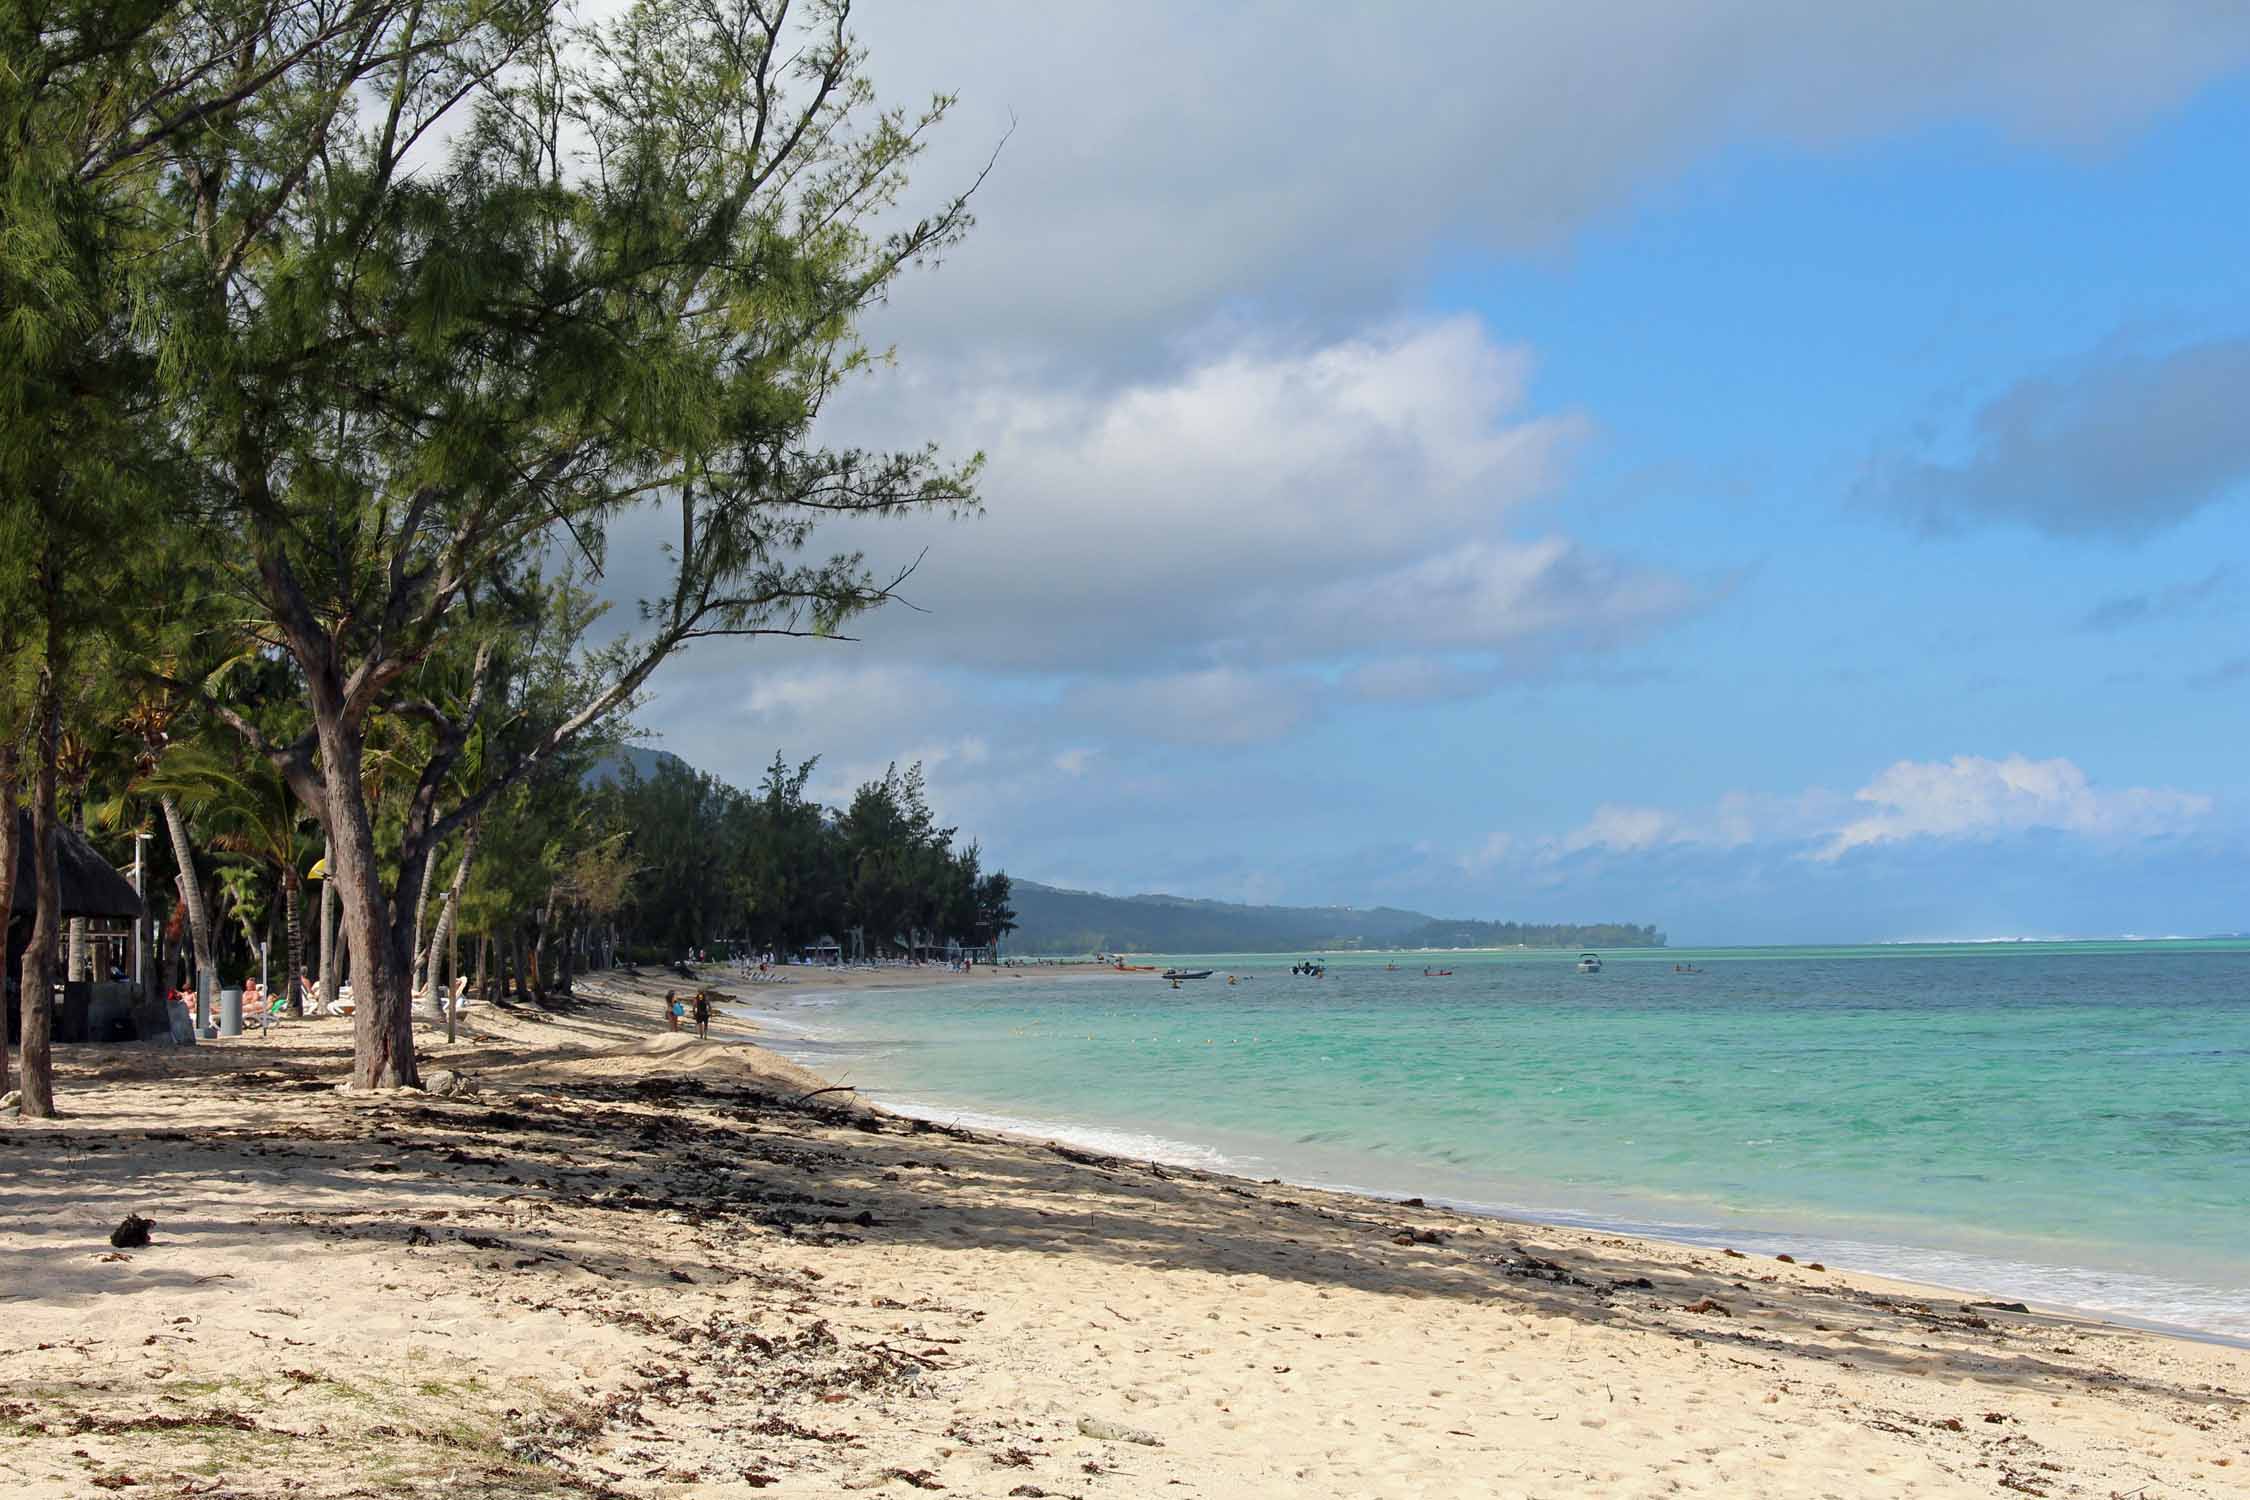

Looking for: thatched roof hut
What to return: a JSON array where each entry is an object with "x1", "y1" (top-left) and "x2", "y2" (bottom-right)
[{"x1": 8, "y1": 810, "x2": 147, "y2": 920}]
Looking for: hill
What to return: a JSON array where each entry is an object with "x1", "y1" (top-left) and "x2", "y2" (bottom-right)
[
  {"x1": 1006, "y1": 881, "x2": 1430, "y2": 955},
  {"x1": 1006, "y1": 881, "x2": 1663, "y2": 956},
  {"x1": 585, "y1": 745, "x2": 698, "y2": 788}
]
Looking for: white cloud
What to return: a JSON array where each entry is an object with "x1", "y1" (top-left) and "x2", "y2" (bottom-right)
[
  {"x1": 1815, "y1": 754, "x2": 2213, "y2": 860},
  {"x1": 1458, "y1": 831, "x2": 1515, "y2": 874},
  {"x1": 1537, "y1": 754, "x2": 2213, "y2": 866},
  {"x1": 1053, "y1": 747, "x2": 1097, "y2": 776},
  {"x1": 1060, "y1": 667, "x2": 1317, "y2": 747},
  {"x1": 805, "y1": 316, "x2": 1709, "y2": 690},
  {"x1": 1558, "y1": 804, "x2": 1687, "y2": 856},
  {"x1": 1553, "y1": 788, "x2": 1840, "y2": 856},
  {"x1": 1303, "y1": 539, "x2": 1707, "y2": 660},
  {"x1": 853, "y1": 2, "x2": 2250, "y2": 364}
]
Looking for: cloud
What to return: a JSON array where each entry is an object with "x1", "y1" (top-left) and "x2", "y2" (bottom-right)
[
  {"x1": 1815, "y1": 754, "x2": 2212, "y2": 859},
  {"x1": 800, "y1": 316, "x2": 1715, "y2": 691},
  {"x1": 2081, "y1": 564, "x2": 2236, "y2": 631},
  {"x1": 2188, "y1": 656, "x2": 2250, "y2": 690},
  {"x1": 1559, "y1": 804, "x2": 1685, "y2": 856},
  {"x1": 852, "y1": 3, "x2": 2250, "y2": 366},
  {"x1": 1554, "y1": 788, "x2": 1841, "y2": 857},
  {"x1": 1535, "y1": 756, "x2": 2213, "y2": 867},
  {"x1": 1863, "y1": 338, "x2": 2250, "y2": 538},
  {"x1": 1060, "y1": 667, "x2": 1318, "y2": 747},
  {"x1": 1458, "y1": 831, "x2": 1515, "y2": 874}
]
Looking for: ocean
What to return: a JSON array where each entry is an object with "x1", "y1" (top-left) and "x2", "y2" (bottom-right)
[{"x1": 744, "y1": 941, "x2": 2250, "y2": 1340}]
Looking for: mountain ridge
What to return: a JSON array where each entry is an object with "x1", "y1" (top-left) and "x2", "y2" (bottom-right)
[{"x1": 1007, "y1": 878, "x2": 1663, "y2": 956}]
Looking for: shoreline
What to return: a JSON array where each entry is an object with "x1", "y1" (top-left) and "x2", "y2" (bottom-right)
[
  {"x1": 5, "y1": 970, "x2": 2245, "y2": 1497},
  {"x1": 740, "y1": 972, "x2": 2250, "y2": 1351},
  {"x1": 810, "y1": 1086, "x2": 2250, "y2": 1356}
]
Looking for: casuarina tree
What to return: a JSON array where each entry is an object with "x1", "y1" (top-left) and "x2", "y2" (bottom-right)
[{"x1": 138, "y1": 0, "x2": 985, "y2": 1087}]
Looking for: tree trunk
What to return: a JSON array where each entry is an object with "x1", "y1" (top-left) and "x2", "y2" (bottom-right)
[
  {"x1": 421, "y1": 821, "x2": 479, "y2": 993},
  {"x1": 0, "y1": 735, "x2": 19, "y2": 1096},
  {"x1": 475, "y1": 934, "x2": 490, "y2": 1004},
  {"x1": 530, "y1": 888, "x2": 558, "y2": 999},
  {"x1": 444, "y1": 936, "x2": 458, "y2": 1044},
  {"x1": 283, "y1": 868, "x2": 306, "y2": 1016},
  {"x1": 160, "y1": 795, "x2": 216, "y2": 1012},
  {"x1": 318, "y1": 835, "x2": 337, "y2": 1007},
  {"x1": 408, "y1": 843, "x2": 438, "y2": 991},
  {"x1": 314, "y1": 721, "x2": 419, "y2": 1090},
  {"x1": 510, "y1": 927, "x2": 526, "y2": 999},
  {"x1": 16, "y1": 598, "x2": 64, "y2": 1118},
  {"x1": 558, "y1": 913, "x2": 577, "y2": 996}
]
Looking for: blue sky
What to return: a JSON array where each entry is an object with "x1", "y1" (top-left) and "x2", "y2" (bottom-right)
[{"x1": 626, "y1": 3, "x2": 2250, "y2": 944}]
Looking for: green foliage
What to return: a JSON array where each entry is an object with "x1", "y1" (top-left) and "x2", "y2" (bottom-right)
[
  {"x1": 1390, "y1": 920, "x2": 1667, "y2": 950},
  {"x1": 2, "y1": 0, "x2": 993, "y2": 1086},
  {"x1": 593, "y1": 753, "x2": 1005, "y2": 957}
]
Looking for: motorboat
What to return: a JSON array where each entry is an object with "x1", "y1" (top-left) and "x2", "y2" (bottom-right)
[
  {"x1": 1576, "y1": 953, "x2": 1602, "y2": 973},
  {"x1": 1162, "y1": 968, "x2": 1214, "y2": 980}
]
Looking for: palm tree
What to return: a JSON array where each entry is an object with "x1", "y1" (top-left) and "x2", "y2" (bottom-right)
[
  {"x1": 128, "y1": 743, "x2": 314, "y2": 1015},
  {"x1": 116, "y1": 694, "x2": 218, "y2": 1008}
]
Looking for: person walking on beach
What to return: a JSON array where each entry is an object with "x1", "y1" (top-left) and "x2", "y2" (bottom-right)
[
  {"x1": 665, "y1": 989, "x2": 681, "y2": 1032},
  {"x1": 691, "y1": 990, "x2": 712, "y2": 1039}
]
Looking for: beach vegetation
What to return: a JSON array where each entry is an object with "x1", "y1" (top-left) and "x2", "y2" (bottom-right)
[
  {"x1": 590, "y1": 752, "x2": 1014, "y2": 960},
  {"x1": 0, "y1": 0, "x2": 986, "y2": 1100}
]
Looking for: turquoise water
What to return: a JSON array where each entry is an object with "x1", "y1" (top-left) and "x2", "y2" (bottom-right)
[{"x1": 746, "y1": 942, "x2": 2250, "y2": 1338}]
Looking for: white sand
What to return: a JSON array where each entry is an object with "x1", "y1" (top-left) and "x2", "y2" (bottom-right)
[{"x1": 2, "y1": 972, "x2": 2244, "y2": 1498}]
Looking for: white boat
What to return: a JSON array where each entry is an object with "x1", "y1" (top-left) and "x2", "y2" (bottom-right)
[{"x1": 1576, "y1": 953, "x2": 1602, "y2": 973}]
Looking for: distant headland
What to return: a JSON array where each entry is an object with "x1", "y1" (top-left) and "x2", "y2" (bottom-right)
[{"x1": 1007, "y1": 880, "x2": 1663, "y2": 956}]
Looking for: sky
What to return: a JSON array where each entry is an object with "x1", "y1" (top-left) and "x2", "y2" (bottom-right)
[{"x1": 618, "y1": 1, "x2": 2250, "y2": 945}]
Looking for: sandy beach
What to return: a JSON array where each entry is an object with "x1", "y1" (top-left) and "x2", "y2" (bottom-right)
[{"x1": 4, "y1": 970, "x2": 2245, "y2": 1499}]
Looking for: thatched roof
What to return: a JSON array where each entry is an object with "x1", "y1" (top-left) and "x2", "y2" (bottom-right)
[{"x1": 9, "y1": 811, "x2": 147, "y2": 920}]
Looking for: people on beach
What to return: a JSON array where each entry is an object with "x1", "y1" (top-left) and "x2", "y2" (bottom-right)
[
  {"x1": 691, "y1": 990, "x2": 712, "y2": 1038},
  {"x1": 665, "y1": 989, "x2": 681, "y2": 1032}
]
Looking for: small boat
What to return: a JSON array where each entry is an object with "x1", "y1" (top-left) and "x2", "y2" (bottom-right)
[
  {"x1": 1162, "y1": 968, "x2": 1214, "y2": 980},
  {"x1": 1577, "y1": 953, "x2": 1602, "y2": 973},
  {"x1": 1291, "y1": 961, "x2": 1326, "y2": 977},
  {"x1": 1423, "y1": 968, "x2": 1452, "y2": 977}
]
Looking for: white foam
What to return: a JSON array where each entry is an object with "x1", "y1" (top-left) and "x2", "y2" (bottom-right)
[
  {"x1": 866, "y1": 1094, "x2": 1239, "y2": 1174},
  {"x1": 760, "y1": 1003, "x2": 2250, "y2": 1344}
]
